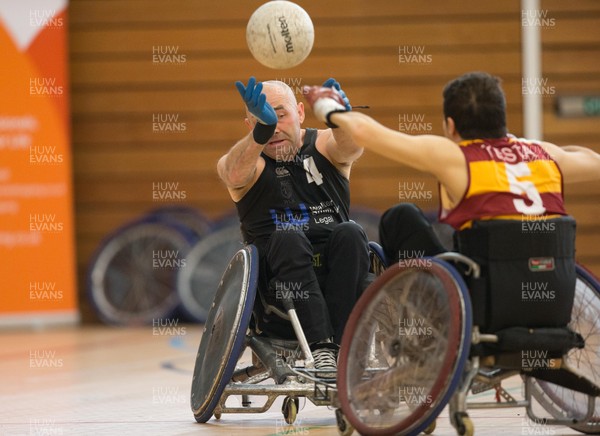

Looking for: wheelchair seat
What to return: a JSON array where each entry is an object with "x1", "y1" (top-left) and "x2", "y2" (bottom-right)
[
  {"x1": 455, "y1": 215, "x2": 577, "y2": 332},
  {"x1": 453, "y1": 216, "x2": 600, "y2": 395}
]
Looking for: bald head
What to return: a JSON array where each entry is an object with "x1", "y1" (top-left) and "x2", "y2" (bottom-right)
[
  {"x1": 244, "y1": 80, "x2": 300, "y2": 122},
  {"x1": 263, "y1": 80, "x2": 297, "y2": 104}
]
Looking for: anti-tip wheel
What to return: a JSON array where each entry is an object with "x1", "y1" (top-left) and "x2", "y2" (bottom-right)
[
  {"x1": 282, "y1": 396, "x2": 299, "y2": 425},
  {"x1": 336, "y1": 408, "x2": 354, "y2": 436},
  {"x1": 424, "y1": 419, "x2": 436, "y2": 434}
]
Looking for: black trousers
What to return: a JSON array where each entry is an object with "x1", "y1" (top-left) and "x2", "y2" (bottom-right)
[
  {"x1": 379, "y1": 203, "x2": 447, "y2": 264},
  {"x1": 253, "y1": 222, "x2": 370, "y2": 344}
]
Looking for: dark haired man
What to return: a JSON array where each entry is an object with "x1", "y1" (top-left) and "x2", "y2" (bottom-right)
[{"x1": 303, "y1": 71, "x2": 600, "y2": 259}]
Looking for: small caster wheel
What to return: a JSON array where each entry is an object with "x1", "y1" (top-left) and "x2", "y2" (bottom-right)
[
  {"x1": 454, "y1": 412, "x2": 474, "y2": 436},
  {"x1": 282, "y1": 396, "x2": 299, "y2": 425},
  {"x1": 336, "y1": 408, "x2": 354, "y2": 436},
  {"x1": 461, "y1": 417, "x2": 474, "y2": 436},
  {"x1": 423, "y1": 419, "x2": 436, "y2": 434},
  {"x1": 213, "y1": 407, "x2": 222, "y2": 420}
]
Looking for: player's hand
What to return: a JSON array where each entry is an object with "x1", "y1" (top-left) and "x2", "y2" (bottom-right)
[
  {"x1": 322, "y1": 78, "x2": 352, "y2": 111},
  {"x1": 302, "y1": 85, "x2": 347, "y2": 128},
  {"x1": 235, "y1": 76, "x2": 277, "y2": 126}
]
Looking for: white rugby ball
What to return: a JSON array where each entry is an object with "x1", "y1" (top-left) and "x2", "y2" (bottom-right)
[{"x1": 246, "y1": 1, "x2": 314, "y2": 69}]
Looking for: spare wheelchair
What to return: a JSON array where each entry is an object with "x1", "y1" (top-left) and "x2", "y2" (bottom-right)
[{"x1": 190, "y1": 215, "x2": 600, "y2": 435}]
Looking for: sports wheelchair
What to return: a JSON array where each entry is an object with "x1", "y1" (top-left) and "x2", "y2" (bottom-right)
[
  {"x1": 190, "y1": 216, "x2": 600, "y2": 435},
  {"x1": 337, "y1": 216, "x2": 600, "y2": 435},
  {"x1": 190, "y1": 241, "x2": 384, "y2": 431}
]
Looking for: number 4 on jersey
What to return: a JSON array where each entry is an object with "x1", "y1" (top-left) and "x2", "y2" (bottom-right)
[{"x1": 303, "y1": 156, "x2": 323, "y2": 186}]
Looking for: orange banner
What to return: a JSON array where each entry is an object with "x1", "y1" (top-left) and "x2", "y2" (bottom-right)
[{"x1": 0, "y1": 1, "x2": 78, "y2": 326}]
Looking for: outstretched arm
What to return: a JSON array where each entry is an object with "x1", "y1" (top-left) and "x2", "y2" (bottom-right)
[
  {"x1": 218, "y1": 77, "x2": 276, "y2": 202},
  {"x1": 303, "y1": 85, "x2": 467, "y2": 199},
  {"x1": 217, "y1": 133, "x2": 265, "y2": 192},
  {"x1": 539, "y1": 142, "x2": 600, "y2": 184},
  {"x1": 312, "y1": 79, "x2": 364, "y2": 173}
]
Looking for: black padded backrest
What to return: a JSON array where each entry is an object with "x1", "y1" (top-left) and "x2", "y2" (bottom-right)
[{"x1": 455, "y1": 216, "x2": 576, "y2": 332}]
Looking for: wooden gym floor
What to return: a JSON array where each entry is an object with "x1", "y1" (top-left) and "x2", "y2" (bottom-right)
[{"x1": 0, "y1": 325, "x2": 585, "y2": 435}]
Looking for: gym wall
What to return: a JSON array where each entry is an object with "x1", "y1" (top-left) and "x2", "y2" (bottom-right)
[{"x1": 69, "y1": 0, "x2": 600, "y2": 320}]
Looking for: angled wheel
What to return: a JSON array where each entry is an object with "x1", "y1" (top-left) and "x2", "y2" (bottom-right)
[
  {"x1": 337, "y1": 258, "x2": 472, "y2": 436},
  {"x1": 88, "y1": 217, "x2": 198, "y2": 325},
  {"x1": 177, "y1": 219, "x2": 244, "y2": 322},
  {"x1": 368, "y1": 241, "x2": 388, "y2": 276},
  {"x1": 191, "y1": 245, "x2": 258, "y2": 423},
  {"x1": 529, "y1": 264, "x2": 600, "y2": 433}
]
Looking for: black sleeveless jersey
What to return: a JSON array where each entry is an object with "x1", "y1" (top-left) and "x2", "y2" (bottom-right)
[{"x1": 235, "y1": 128, "x2": 350, "y2": 247}]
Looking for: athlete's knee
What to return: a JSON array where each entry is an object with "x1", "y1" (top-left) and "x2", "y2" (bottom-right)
[
  {"x1": 381, "y1": 203, "x2": 427, "y2": 226},
  {"x1": 331, "y1": 221, "x2": 368, "y2": 244}
]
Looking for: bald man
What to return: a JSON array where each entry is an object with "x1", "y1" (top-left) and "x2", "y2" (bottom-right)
[{"x1": 217, "y1": 77, "x2": 370, "y2": 375}]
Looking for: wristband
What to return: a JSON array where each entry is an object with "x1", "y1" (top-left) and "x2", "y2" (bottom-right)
[
  {"x1": 313, "y1": 98, "x2": 346, "y2": 128},
  {"x1": 325, "y1": 110, "x2": 347, "y2": 129},
  {"x1": 253, "y1": 122, "x2": 276, "y2": 145}
]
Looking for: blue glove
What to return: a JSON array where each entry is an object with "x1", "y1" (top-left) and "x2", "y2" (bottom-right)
[
  {"x1": 322, "y1": 78, "x2": 352, "y2": 111},
  {"x1": 235, "y1": 77, "x2": 277, "y2": 126}
]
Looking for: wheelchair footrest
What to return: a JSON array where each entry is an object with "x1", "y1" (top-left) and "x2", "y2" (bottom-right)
[{"x1": 527, "y1": 366, "x2": 600, "y2": 397}]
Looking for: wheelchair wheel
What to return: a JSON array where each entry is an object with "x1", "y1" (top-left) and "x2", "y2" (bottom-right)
[
  {"x1": 337, "y1": 258, "x2": 472, "y2": 435},
  {"x1": 191, "y1": 245, "x2": 258, "y2": 423},
  {"x1": 88, "y1": 218, "x2": 197, "y2": 324},
  {"x1": 368, "y1": 241, "x2": 388, "y2": 276},
  {"x1": 529, "y1": 265, "x2": 600, "y2": 434},
  {"x1": 177, "y1": 220, "x2": 244, "y2": 322}
]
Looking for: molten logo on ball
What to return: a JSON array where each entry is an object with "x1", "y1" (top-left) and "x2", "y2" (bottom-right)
[
  {"x1": 278, "y1": 16, "x2": 293, "y2": 53},
  {"x1": 246, "y1": 1, "x2": 314, "y2": 69}
]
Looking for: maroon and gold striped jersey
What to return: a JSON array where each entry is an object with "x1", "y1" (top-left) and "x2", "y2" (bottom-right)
[{"x1": 439, "y1": 136, "x2": 566, "y2": 230}]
